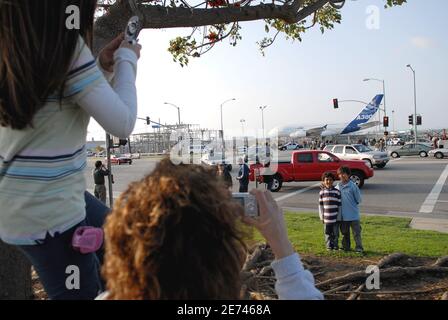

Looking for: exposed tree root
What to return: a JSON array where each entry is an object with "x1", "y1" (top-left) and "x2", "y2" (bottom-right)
[{"x1": 240, "y1": 245, "x2": 448, "y2": 300}]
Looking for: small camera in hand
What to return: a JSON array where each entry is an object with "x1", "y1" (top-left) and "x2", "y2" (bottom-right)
[
  {"x1": 232, "y1": 193, "x2": 259, "y2": 217},
  {"x1": 125, "y1": 16, "x2": 141, "y2": 45}
]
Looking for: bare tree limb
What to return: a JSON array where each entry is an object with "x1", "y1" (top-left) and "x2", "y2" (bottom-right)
[{"x1": 92, "y1": 0, "x2": 332, "y2": 54}]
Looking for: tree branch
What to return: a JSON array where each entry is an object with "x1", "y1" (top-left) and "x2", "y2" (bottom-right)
[{"x1": 93, "y1": 0, "x2": 332, "y2": 54}]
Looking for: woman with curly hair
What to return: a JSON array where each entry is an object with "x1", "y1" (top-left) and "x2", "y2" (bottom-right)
[{"x1": 99, "y1": 159, "x2": 323, "y2": 300}]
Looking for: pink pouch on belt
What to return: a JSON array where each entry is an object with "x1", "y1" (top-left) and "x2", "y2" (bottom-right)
[{"x1": 72, "y1": 226, "x2": 104, "y2": 254}]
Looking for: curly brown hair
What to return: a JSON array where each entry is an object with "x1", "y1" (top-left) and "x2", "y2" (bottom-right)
[{"x1": 102, "y1": 158, "x2": 247, "y2": 299}]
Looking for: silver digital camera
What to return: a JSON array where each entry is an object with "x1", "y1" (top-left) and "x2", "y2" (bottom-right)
[
  {"x1": 232, "y1": 193, "x2": 259, "y2": 217},
  {"x1": 125, "y1": 16, "x2": 141, "y2": 45}
]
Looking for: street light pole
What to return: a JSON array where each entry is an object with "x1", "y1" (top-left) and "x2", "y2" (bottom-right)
[
  {"x1": 240, "y1": 119, "x2": 246, "y2": 137},
  {"x1": 220, "y1": 98, "x2": 236, "y2": 140},
  {"x1": 406, "y1": 65, "x2": 417, "y2": 143},
  {"x1": 363, "y1": 78, "x2": 387, "y2": 133},
  {"x1": 392, "y1": 110, "x2": 395, "y2": 132},
  {"x1": 259, "y1": 105, "x2": 268, "y2": 138},
  {"x1": 164, "y1": 102, "x2": 181, "y2": 125}
]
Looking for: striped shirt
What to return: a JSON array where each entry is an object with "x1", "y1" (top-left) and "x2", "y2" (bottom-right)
[
  {"x1": 0, "y1": 36, "x2": 138, "y2": 245},
  {"x1": 318, "y1": 186, "x2": 342, "y2": 224}
]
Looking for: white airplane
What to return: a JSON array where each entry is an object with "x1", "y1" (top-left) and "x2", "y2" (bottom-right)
[{"x1": 268, "y1": 95, "x2": 384, "y2": 138}]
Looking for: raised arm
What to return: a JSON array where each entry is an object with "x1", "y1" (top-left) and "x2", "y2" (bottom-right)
[{"x1": 68, "y1": 36, "x2": 141, "y2": 138}]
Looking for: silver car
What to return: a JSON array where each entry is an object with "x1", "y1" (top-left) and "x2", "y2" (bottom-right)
[
  {"x1": 389, "y1": 143, "x2": 432, "y2": 158},
  {"x1": 429, "y1": 148, "x2": 448, "y2": 159}
]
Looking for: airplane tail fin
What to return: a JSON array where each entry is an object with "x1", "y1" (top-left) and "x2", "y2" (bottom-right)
[
  {"x1": 358, "y1": 120, "x2": 381, "y2": 130},
  {"x1": 341, "y1": 95, "x2": 383, "y2": 134},
  {"x1": 354, "y1": 94, "x2": 383, "y2": 124}
]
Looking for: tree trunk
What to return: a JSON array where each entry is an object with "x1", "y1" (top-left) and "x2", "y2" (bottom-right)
[{"x1": 0, "y1": 241, "x2": 32, "y2": 300}]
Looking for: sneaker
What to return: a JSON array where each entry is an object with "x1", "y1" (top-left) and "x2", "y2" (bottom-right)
[{"x1": 355, "y1": 248, "x2": 364, "y2": 254}]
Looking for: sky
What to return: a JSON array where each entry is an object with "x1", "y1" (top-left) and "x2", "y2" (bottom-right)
[{"x1": 87, "y1": 0, "x2": 448, "y2": 140}]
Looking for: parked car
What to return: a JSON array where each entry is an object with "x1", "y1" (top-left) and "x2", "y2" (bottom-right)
[
  {"x1": 249, "y1": 150, "x2": 374, "y2": 191},
  {"x1": 201, "y1": 152, "x2": 233, "y2": 171},
  {"x1": 129, "y1": 153, "x2": 141, "y2": 159},
  {"x1": 106, "y1": 154, "x2": 133, "y2": 165},
  {"x1": 325, "y1": 144, "x2": 390, "y2": 169},
  {"x1": 429, "y1": 148, "x2": 448, "y2": 159},
  {"x1": 387, "y1": 138, "x2": 404, "y2": 146},
  {"x1": 279, "y1": 142, "x2": 303, "y2": 151},
  {"x1": 389, "y1": 143, "x2": 433, "y2": 158}
]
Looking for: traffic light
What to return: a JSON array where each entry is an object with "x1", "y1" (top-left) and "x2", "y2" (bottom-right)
[
  {"x1": 416, "y1": 115, "x2": 422, "y2": 126},
  {"x1": 146, "y1": 117, "x2": 150, "y2": 125},
  {"x1": 383, "y1": 116, "x2": 389, "y2": 128},
  {"x1": 333, "y1": 98, "x2": 339, "y2": 109},
  {"x1": 408, "y1": 115, "x2": 413, "y2": 125}
]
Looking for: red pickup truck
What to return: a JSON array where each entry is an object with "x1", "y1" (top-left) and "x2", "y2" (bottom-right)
[{"x1": 249, "y1": 150, "x2": 374, "y2": 192}]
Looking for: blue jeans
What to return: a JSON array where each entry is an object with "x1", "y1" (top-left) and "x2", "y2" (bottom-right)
[{"x1": 18, "y1": 192, "x2": 110, "y2": 300}]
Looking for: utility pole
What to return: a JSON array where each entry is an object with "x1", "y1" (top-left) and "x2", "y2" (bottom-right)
[
  {"x1": 240, "y1": 119, "x2": 246, "y2": 137},
  {"x1": 407, "y1": 65, "x2": 418, "y2": 143},
  {"x1": 164, "y1": 102, "x2": 181, "y2": 125},
  {"x1": 363, "y1": 78, "x2": 387, "y2": 133},
  {"x1": 259, "y1": 105, "x2": 268, "y2": 138}
]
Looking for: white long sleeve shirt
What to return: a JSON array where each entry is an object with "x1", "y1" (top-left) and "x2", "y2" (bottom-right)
[
  {"x1": 271, "y1": 253, "x2": 324, "y2": 300},
  {"x1": 0, "y1": 36, "x2": 138, "y2": 244}
]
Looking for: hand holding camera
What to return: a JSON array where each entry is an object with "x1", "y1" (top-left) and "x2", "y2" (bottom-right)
[
  {"x1": 120, "y1": 16, "x2": 142, "y2": 58},
  {"x1": 241, "y1": 190, "x2": 294, "y2": 260},
  {"x1": 232, "y1": 193, "x2": 258, "y2": 218}
]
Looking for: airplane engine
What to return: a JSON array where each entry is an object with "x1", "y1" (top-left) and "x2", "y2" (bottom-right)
[{"x1": 290, "y1": 130, "x2": 307, "y2": 138}]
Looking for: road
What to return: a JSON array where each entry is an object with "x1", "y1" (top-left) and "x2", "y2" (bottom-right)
[{"x1": 84, "y1": 156, "x2": 448, "y2": 220}]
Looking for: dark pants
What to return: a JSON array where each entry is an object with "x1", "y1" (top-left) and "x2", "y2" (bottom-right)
[
  {"x1": 324, "y1": 223, "x2": 339, "y2": 249},
  {"x1": 18, "y1": 192, "x2": 110, "y2": 300},
  {"x1": 239, "y1": 181, "x2": 249, "y2": 193},
  {"x1": 94, "y1": 184, "x2": 107, "y2": 204},
  {"x1": 340, "y1": 220, "x2": 363, "y2": 251}
]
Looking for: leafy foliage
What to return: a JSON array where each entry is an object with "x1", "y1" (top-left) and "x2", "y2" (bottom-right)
[{"x1": 96, "y1": 0, "x2": 407, "y2": 65}]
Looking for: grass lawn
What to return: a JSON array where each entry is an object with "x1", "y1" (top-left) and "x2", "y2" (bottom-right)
[{"x1": 250, "y1": 213, "x2": 448, "y2": 258}]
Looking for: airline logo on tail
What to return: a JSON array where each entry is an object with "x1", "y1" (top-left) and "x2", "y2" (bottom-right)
[{"x1": 340, "y1": 94, "x2": 383, "y2": 134}]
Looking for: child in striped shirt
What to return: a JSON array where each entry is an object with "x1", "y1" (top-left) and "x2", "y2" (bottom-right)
[{"x1": 318, "y1": 172, "x2": 342, "y2": 250}]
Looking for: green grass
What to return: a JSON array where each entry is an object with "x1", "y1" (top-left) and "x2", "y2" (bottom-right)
[{"x1": 250, "y1": 213, "x2": 448, "y2": 258}]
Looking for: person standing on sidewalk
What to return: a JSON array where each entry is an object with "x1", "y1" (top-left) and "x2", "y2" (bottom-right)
[
  {"x1": 336, "y1": 166, "x2": 364, "y2": 253},
  {"x1": 236, "y1": 157, "x2": 250, "y2": 192},
  {"x1": 217, "y1": 163, "x2": 233, "y2": 190},
  {"x1": 93, "y1": 161, "x2": 110, "y2": 204}
]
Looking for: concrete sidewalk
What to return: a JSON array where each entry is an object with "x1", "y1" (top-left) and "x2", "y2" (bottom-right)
[{"x1": 410, "y1": 217, "x2": 448, "y2": 234}]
